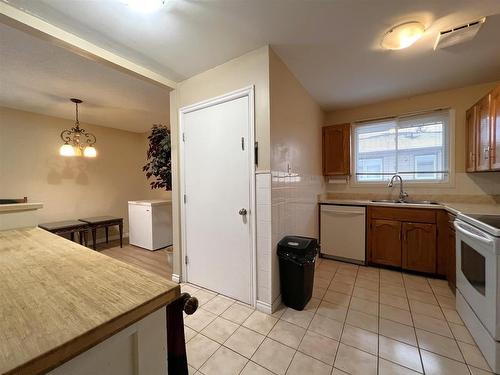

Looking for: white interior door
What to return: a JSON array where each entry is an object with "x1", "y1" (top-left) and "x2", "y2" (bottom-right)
[{"x1": 182, "y1": 91, "x2": 253, "y2": 304}]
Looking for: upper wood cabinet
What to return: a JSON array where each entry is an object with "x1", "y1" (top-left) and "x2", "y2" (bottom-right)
[
  {"x1": 402, "y1": 222, "x2": 436, "y2": 274},
  {"x1": 322, "y1": 124, "x2": 350, "y2": 176},
  {"x1": 477, "y1": 94, "x2": 491, "y2": 171},
  {"x1": 491, "y1": 86, "x2": 500, "y2": 170},
  {"x1": 466, "y1": 85, "x2": 500, "y2": 172},
  {"x1": 465, "y1": 106, "x2": 477, "y2": 172}
]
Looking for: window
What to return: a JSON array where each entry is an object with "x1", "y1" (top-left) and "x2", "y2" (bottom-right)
[
  {"x1": 415, "y1": 154, "x2": 437, "y2": 180},
  {"x1": 358, "y1": 158, "x2": 383, "y2": 181},
  {"x1": 353, "y1": 110, "x2": 449, "y2": 183}
]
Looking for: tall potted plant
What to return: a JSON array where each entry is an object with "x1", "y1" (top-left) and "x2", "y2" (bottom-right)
[{"x1": 143, "y1": 124, "x2": 172, "y2": 190}]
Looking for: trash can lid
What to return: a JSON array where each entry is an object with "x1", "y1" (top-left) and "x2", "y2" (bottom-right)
[{"x1": 278, "y1": 236, "x2": 316, "y2": 251}]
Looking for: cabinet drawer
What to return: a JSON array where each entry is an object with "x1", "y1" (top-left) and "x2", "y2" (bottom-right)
[{"x1": 369, "y1": 206, "x2": 436, "y2": 223}]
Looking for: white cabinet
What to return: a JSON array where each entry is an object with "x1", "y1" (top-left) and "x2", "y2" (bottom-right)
[
  {"x1": 0, "y1": 203, "x2": 43, "y2": 230},
  {"x1": 320, "y1": 204, "x2": 366, "y2": 264},
  {"x1": 128, "y1": 200, "x2": 172, "y2": 250},
  {"x1": 48, "y1": 307, "x2": 167, "y2": 375}
]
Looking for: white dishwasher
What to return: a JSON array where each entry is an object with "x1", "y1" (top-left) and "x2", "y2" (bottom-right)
[{"x1": 320, "y1": 204, "x2": 366, "y2": 264}]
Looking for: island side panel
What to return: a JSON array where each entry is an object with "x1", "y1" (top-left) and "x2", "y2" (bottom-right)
[{"x1": 48, "y1": 307, "x2": 167, "y2": 375}]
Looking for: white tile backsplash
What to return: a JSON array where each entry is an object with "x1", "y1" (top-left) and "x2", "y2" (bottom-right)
[
  {"x1": 255, "y1": 171, "x2": 325, "y2": 308},
  {"x1": 270, "y1": 172, "x2": 324, "y2": 303},
  {"x1": 256, "y1": 172, "x2": 272, "y2": 305}
]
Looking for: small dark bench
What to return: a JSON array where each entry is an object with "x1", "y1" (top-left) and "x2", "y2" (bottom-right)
[
  {"x1": 78, "y1": 216, "x2": 123, "y2": 250},
  {"x1": 39, "y1": 220, "x2": 89, "y2": 245}
]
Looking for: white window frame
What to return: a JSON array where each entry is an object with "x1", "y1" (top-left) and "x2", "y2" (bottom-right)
[{"x1": 350, "y1": 108, "x2": 455, "y2": 188}]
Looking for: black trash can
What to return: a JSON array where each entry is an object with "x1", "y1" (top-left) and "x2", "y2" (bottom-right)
[{"x1": 277, "y1": 236, "x2": 318, "y2": 311}]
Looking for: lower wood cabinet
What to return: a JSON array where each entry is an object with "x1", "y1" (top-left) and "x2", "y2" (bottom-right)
[
  {"x1": 367, "y1": 206, "x2": 456, "y2": 280},
  {"x1": 437, "y1": 210, "x2": 457, "y2": 289},
  {"x1": 447, "y1": 216, "x2": 456, "y2": 291},
  {"x1": 368, "y1": 206, "x2": 438, "y2": 274},
  {"x1": 370, "y1": 219, "x2": 402, "y2": 267},
  {"x1": 402, "y1": 222, "x2": 436, "y2": 273}
]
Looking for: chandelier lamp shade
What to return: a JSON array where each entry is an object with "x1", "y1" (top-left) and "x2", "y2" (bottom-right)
[{"x1": 59, "y1": 98, "x2": 97, "y2": 157}]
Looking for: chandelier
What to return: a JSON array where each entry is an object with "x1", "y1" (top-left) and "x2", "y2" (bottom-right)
[{"x1": 59, "y1": 98, "x2": 97, "y2": 157}]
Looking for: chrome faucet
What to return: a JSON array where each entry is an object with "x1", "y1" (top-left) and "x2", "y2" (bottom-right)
[{"x1": 388, "y1": 174, "x2": 408, "y2": 202}]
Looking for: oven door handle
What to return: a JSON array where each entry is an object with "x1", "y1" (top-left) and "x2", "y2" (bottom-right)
[{"x1": 454, "y1": 221, "x2": 494, "y2": 245}]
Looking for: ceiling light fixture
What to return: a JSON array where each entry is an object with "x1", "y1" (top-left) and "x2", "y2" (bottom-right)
[
  {"x1": 381, "y1": 21, "x2": 425, "y2": 50},
  {"x1": 59, "y1": 98, "x2": 97, "y2": 158},
  {"x1": 121, "y1": 0, "x2": 165, "y2": 13}
]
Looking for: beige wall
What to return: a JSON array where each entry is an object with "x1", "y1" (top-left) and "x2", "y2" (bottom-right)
[
  {"x1": 172, "y1": 46, "x2": 271, "y2": 171},
  {"x1": 268, "y1": 49, "x2": 325, "y2": 303},
  {"x1": 0, "y1": 106, "x2": 170, "y2": 238},
  {"x1": 325, "y1": 81, "x2": 500, "y2": 197},
  {"x1": 169, "y1": 46, "x2": 271, "y2": 277},
  {"x1": 269, "y1": 48, "x2": 324, "y2": 175}
]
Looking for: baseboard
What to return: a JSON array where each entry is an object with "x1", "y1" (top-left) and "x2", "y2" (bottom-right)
[
  {"x1": 256, "y1": 300, "x2": 273, "y2": 314},
  {"x1": 256, "y1": 294, "x2": 283, "y2": 314},
  {"x1": 171, "y1": 274, "x2": 180, "y2": 283}
]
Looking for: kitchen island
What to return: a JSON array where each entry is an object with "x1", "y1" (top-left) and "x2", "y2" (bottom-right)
[{"x1": 0, "y1": 227, "x2": 179, "y2": 375}]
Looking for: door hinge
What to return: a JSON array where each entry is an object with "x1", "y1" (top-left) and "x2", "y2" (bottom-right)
[
  {"x1": 241, "y1": 137, "x2": 245, "y2": 150},
  {"x1": 183, "y1": 194, "x2": 187, "y2": 204},
  {"x1": 185, "y1": 255, "x2": 188, "y2": 264},
  {"x1": 182, "y1": 133, "x2": 185, "y2": 142}
]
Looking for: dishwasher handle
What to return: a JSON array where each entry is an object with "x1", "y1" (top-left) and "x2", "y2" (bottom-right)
[
  {"x1": 320, "y1": 205, "x2": 366, "y2": 216},
  {"x1": 322, "y1": 210, "x2": 365, "y2": 216}
]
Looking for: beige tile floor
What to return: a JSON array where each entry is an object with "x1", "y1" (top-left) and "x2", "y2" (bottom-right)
[{"x1": 181, "y1": 258, "x2": 494, "y2": 375}]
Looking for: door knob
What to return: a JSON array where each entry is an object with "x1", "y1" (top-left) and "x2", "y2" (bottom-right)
[{"x1": 239, "y1": 208, "x2": 248, "y2": 216}]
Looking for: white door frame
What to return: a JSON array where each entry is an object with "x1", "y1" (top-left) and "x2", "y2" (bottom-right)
[{"x1": 178, "y1": 86, "x2": 256, "y2": 306}]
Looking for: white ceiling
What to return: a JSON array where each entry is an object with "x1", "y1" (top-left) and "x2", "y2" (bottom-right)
[
  {"x1": 0, "y1": 23, "x2": 170, "y2": 133},
  {"x1": 2, "y1": 0, "x2": 500, "y2": 110}
]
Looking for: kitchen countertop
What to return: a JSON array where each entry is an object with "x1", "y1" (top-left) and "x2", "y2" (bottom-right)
[
  {"x1": 0, "y1": 227, "x2": 179, "y2": 375},
  {"x1": 319, "y1": 198, "x2": 500, "y2": 216}
]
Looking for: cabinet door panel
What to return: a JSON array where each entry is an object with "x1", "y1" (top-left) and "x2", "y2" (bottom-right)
[
  {"x1": 477, "y1": 94, "x2": 491, "y2": 171},
  {"x1": 323, "y1": 124, "x2": 350, "y2": 176},
  {"x1": 370, "y1": 219, "x2": 401, "y2": 267},
  {"x1": 491, "y1": 86, "x2": 500, "y2": 170},
  {"x1": 402, "y1": 222, "x2": 436, "y2": 273},
  {"x1": 436, "y1": 211, "x2": 449, "y2": 277},
  {"x1": 465, "y1": 106, "x2": 477, "y2": 172}
]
